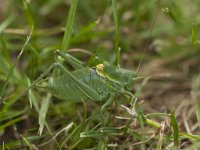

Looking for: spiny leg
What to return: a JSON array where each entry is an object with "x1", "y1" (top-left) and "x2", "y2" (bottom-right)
[
  {"x1": 104, "y1": 85, "x2": 138, "y2": 113},
  {"x1": 120, "y1": 90, "x2": 144, "y2": 121},
  {"x1": 100, "y1": 80, "x2": 137, "y2": 114},
  {"x1": 120, "y1": 91, "x2": 137, "y2": 108},
  {"x1": 54, "y1": 50, "x2": 85, "y2": 70},
  {"x1": 101, "y1": 79, "x2": 136, "y2": 107},
  {"x1": 102, "y1": 80, "x2": 136, "y2": 108}
]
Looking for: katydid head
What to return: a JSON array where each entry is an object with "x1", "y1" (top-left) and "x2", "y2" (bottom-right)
[
  {"x1": 96, "y1": 63, "x2": 137, "y2": 90},
  {"x1": 35, "y1": 77, "x2": 53, "y2": 89}
]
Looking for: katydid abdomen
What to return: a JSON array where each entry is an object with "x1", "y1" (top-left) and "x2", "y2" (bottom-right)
[{"x1": 39, "y1": 67, "x2": 114, "y2": 102}]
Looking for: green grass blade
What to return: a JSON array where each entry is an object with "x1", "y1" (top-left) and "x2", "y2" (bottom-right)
[
  {"x1": 0, "y1": 109, "x2": 26, "y2": 122},
  {"x1": 38, "y1": 93, "x2": 51, "y2": 135},
  {"x1": 0, "y1": 14, "x2": 15, "y2": 34},
  {"x1": 61, "y1": 124, "x2": 82, "y2": 148},
  {"x1": 21, "y1": 135, "x2": 35, "y2": 149},
  {"x1": 1, "y1": 135, "x2": 44, "y2": 149},
  {"x1": 156, "y1": 123, "x2": 164, "y2": 150},
  {"x1": 21, "y1": 0, "x2": 35, "y2": 27},
  {"x1": 79, "y1": 0, "x2": 97, "y2": 19},
  {"x1": 0, "y1": 116, "x2": 25, "y2": 131},
  {"x1": 138, "y1": 114, "x2": 145, "y2": 150},
  {"x1": 192, "y1": 74, "x2": 200, "y2": 127},
  {"x1": 61, "y1": 0, "x2": 78, "y2": 51},
  {"x1": 127, "y1": 128, "x2": 145, "y2": 141},
  {"x1": 111, "y1": 0, "x2": 120, "y2": 66},
  {"x1": 27, "y1": 78, "x2": 33, "y2": 108},
  {"x1": 2, "y1": 142, "x2": 4, "y2": 150},
  {"x1": 192, "y1": 24, "x2": 197, "y2": 46},
  {"x1": 80, "y1": 127, "x2": 117, "y2": 138},
  {"x1": 0, "y1": 16, "x2": 14, "y2": 84},
  {"x1": 180, "y1": 132, "x2": 200, "y2": 141},
  {"x1": 40, "y1": 0, "x2": 63, "y2": 15},
  {"x1": 0, "y1": 38, "x2": 11, "y2": 65},
  {"x1": 170, "y1": 112, "x2": 179, "y2": 147},
  {"x1": 195, "y1": 101, "x2": 200, "y2": 128},
  {"x1": 0, "y1": 28, "x2": 33, "y2": 101},
  {"x1": 71, "y1": 19, "x2": 100, "y2": 44}
]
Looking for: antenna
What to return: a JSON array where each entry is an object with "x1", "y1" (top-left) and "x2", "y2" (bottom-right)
[{"x1": 136, "y1": 9, "x2": 159, "y2": 74}]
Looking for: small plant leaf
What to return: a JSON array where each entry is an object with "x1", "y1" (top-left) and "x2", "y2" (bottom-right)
[
  {"x1": 38, "y1": 93, "x2": 51, "y2": 135},
  {"x1": 21, "y1": 0, "x2": 35, "y2": 27}
]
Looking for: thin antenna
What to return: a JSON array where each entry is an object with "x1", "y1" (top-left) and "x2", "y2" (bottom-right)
[
  {"x1": 136, "y1": 9, "x2": 159, "y2": 73},
  {"x1": 103, "y1": 0, "x2": 111, "y2": 19}
]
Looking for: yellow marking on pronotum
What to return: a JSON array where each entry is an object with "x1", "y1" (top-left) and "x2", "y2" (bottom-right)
[
  {"x1": 96, "y1": 64, "x2": 106, "y2": 78},
  {"x1": 96, "y1": 63, "x2": 104, "y2": 70},
  {"x1": 96, "y1": 63, "x2": 120, "y2": 84}
]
